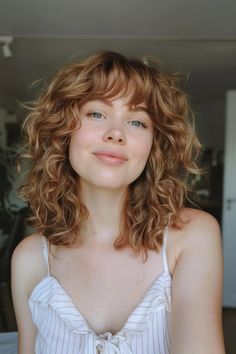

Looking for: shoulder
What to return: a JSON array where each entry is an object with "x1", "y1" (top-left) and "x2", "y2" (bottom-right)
[
  {"x1": 12, "y1": 233, "x2": 45, "y2": 265},
  {"x1": 179, "y1": 207, "x2": 221, "y2": 247},
  {"x1": 11, "y1": 233, "x2": 47, "y2": 297},
  {"x1": 168, "y1": 209, "x2": 225, "y2": 353},
  {"x1": 171, "y1": 207, "x2": 221, "y2": 245},
  {"x1": 168, "y1": 208, "x2": 222, "y2": 274}
]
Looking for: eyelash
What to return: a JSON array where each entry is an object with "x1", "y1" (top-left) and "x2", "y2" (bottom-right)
[
  {"x1": 87, "y1": 111, "x2": 104, "y2": 119},
  {"x1": 129, "y1": 121, "x2": 147, "y2": 128},
  {"x1": 87, "y1": 111, "x2": 147, "y2": 128}
]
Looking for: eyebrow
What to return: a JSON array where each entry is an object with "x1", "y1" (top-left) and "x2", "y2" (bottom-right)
[
  {"x1": 129, "y1": 106, "x2": 148, "y2": 113},
  {"x1": 95, "y1": 99, "x2": 148, "y2": 114},
  {"x1": 98, "y1": 98, "x2": 113, "y2": 107}
]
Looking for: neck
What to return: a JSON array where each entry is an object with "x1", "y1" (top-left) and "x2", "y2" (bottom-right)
[{"x1": 79, "y1": 181, "x2": 128, "y2": 245}]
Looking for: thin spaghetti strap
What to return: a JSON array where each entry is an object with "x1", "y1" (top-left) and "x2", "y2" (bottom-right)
[
  {"x1": 41, "y1": 236, "x2": 51, "y2": 276},
  {"x1": 162, "y1": 226, "x2": 170, "y2": 274}
]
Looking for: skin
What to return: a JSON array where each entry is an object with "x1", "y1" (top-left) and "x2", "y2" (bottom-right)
[
  {"x1": 11, "y1": 96, "x2": 225, "y2": 354},
  {"x1": 68, "y1": 97, "x2": 154, "y2": 241}
]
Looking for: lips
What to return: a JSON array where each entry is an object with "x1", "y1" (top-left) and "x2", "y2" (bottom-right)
[
  {"x1": 94, "y1": 150, "x2": 127, "y2": 160},
  {"x1": 92, "y1": 149, "x2": 128, "y2": 165}
]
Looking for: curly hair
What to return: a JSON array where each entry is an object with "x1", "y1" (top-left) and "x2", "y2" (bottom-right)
[{"x1": 20, "y1": 50, "x2": 201, "y2": 258}]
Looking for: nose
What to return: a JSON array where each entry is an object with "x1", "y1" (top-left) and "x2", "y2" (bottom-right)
[{"x1": 103, "y1": 124, "x2": 126, "y2": 144}]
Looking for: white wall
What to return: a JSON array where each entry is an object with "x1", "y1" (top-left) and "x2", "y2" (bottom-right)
[{"x1": 222, "y1": 91, "x2": 236, "y2": 307}]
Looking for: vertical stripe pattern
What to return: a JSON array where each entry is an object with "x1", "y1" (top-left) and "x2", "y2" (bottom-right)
[{"x1": 29, "y1": 229, "x2": 171, "y2": 354}]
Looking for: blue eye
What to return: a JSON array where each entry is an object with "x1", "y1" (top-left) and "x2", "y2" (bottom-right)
[
  {"x1": 91, "y1": 112, "x2": 102, "y2": 119},
  {"x1": 129, "y1": 120, "x2": 147, "y2": 128},
  {"x1": 88, "y1": 112, "x2": 103, "y2": 119}
]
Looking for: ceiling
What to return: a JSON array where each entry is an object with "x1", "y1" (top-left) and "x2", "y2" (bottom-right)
[{"x1": 0, "y1": 0, "x2": 236, "y2": 111}]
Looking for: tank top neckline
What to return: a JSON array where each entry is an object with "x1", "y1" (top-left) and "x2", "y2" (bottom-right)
[
  {"x1": 29, "y1": 227, "x2": 171, "y2": 338},
  {"x1": 29, "y1": 265, "x2": 171, "y2": 338}
]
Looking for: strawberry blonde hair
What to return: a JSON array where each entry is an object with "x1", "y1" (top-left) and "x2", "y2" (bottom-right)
[{"x1": 20, "y1": 51, "x2": 201, "y2": 258}]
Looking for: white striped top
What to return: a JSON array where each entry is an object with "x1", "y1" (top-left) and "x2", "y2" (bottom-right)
[{"x1": 29, "y1": 229, "x2": 171, "y2": 354}]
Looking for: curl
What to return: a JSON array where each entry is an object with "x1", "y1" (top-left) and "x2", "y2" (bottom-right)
[{"x1": 19, "y1": 51, "x2": 201, "y2": 256}]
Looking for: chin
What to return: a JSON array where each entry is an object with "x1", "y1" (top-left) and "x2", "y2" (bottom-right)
[
  {"x1": 92, "y1": 181, "x2": 128, "y2": 190},
  {"x1": 79, "y1": 170, "x2": 142, "y2": 190}
]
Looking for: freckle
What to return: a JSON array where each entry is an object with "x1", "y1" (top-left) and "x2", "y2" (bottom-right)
[{"x1": 137, "y1": 278, "x2": 143, "y2": 286}]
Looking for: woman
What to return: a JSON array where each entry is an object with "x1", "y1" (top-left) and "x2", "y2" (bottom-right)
[{"x1": 11, "y1": 51, "x2": 225, "y2": 354}]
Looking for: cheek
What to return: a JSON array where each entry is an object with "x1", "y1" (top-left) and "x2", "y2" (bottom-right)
[
  {"x1": 135, "y1": 137, "x2": 153, "y2": 174},
  {"x1": 69, "y1": 128, "x2": 88, "y2": 154},
  {"x1": 68, "y1": 133, "x2": 83, "y2": 169},
  {"x1": 139, "y1": 136, "x2": 153, "y2": 161},
  {"x1": 133, "y1": 142, "x2": 153, "y2": 175},
  {"x1": 69, "y1": 135, "x2": 78, "y2": 156}
]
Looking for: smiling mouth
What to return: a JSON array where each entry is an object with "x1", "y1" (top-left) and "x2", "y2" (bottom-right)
[{"x1": 93, "y1": 152, "x2": 127, "y2": 166}]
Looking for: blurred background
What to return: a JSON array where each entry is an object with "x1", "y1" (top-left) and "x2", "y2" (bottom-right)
[{"x1": 0, "y1": 0, "x2": 236, "y2": 353}]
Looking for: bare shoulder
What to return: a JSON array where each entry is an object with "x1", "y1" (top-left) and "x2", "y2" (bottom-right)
[
  {"x1": 168, "y1": 208, "x2": 222, "y2": 274},
  {"x1": 12, "y1": 233, "x2": 44, "y2": 267},
  {"x1": 11, "y1": 233, "x2": 47, "y2": 297},
  {"x1": 168, "y1": 215, "x2": 225, "y2": 353},
  {"x1": 179, "y1": 207, "x2": 221, "y2": 246}
]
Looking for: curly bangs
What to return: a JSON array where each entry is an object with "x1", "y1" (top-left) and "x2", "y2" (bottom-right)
[{"x1": 20, "y1": 51, "x2": 201, "y2": 257}]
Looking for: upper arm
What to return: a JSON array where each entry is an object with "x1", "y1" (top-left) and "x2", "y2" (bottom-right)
[
  {"x1": 11, "y1": 235, "x2": 45, "y2": 354},
  {"x1": 170, "y1": 211, "x2": 225, "y2": 354}
]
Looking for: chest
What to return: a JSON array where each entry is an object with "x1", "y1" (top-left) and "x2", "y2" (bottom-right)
[{"x1": 50, "y1": 247, "x2": 164, "y2": 335}]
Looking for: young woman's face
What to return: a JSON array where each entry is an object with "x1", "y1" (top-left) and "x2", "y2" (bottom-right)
[{"x1": 69, "y1": 96, "x2": 154, "y2": 190}]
